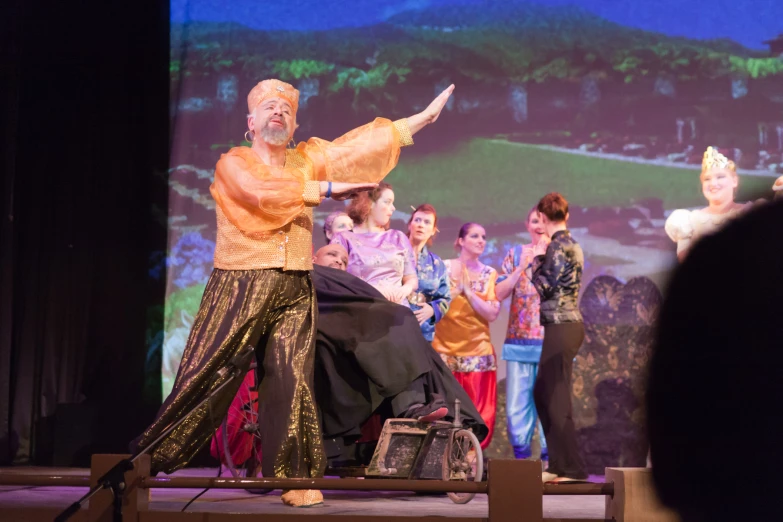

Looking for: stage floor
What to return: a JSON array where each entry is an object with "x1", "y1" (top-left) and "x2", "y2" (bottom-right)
[{"x1": 0, "y1": 467, "x2": 606, "y2": 519}]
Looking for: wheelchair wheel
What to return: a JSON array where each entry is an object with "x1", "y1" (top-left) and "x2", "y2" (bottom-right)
[
  {"x1": 218, "y1": 365, "x2": 272, "y2": 494},
  {"x1": 442, "y1": 429, "x2": 483, "y2": 504}
]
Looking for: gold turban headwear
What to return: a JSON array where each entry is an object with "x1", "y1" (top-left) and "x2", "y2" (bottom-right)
[
  {"x1": 247, "y1": 79, "x2": 299, "y2": 115},
  {"x1": 701, "y1": 146, "x2": 736, "y2": 175}
]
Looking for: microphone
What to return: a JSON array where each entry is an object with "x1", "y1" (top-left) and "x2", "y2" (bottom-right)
[{"x1": 215, "y1": 345, "x2": 254, "y2": 380}]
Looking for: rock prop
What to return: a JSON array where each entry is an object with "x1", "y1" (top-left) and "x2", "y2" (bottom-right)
[{"x1": 574, "y1": 275, "x2": 662, "y2": 473}]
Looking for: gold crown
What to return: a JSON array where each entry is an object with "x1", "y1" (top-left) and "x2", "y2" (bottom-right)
[
  {"x1": 247, "y1": 79, "x2": 299, "y2": 114},
  {"x1": 702, "y1": 146, "x2": 736, "y2": 174}
]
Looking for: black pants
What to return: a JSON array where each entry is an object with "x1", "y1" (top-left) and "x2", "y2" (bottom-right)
[{"x1": 534, "y1": 322, "x2": 587, "y2": 479}]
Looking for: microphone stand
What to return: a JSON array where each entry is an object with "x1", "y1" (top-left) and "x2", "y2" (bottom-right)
[{"x1": 54, "y1": 345, "x2": 255, "y2": 522}]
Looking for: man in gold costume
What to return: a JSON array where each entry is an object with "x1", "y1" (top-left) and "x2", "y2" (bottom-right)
[{"x1": 132, "y1": 79, "x2": 454, "y2": 507}]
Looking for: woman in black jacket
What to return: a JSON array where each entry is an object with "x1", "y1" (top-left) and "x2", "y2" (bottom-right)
[{"x1": 526, "y1": 192, "x2": 587, "y2": 483}]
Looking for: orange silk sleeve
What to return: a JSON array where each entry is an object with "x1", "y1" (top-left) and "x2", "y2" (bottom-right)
[
  {"x1": 209, "y1": 149, "x2": 321, "y2": 233},
  {"x1": 300, "y1": 118, "x2": 413, "y2": 182}
]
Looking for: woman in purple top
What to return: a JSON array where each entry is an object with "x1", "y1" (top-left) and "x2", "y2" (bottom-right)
[{"x1": 331, "y1": 181, "x2": 418, "y2": 305}]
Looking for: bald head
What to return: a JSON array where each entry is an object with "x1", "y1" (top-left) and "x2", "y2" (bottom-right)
[{"x1": 314, "y1": 244, "x2": 349, "y2": 271}]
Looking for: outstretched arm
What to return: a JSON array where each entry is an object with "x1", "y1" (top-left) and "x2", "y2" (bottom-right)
[
  {"x1": 405, "y1": 84, "x2": 455, "y2": 136},
  {"x1": 303, "y1": 85, "x2": 455, "y2": 184}
]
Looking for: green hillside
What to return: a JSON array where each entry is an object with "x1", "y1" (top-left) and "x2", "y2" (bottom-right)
[{"x1": 387, "y1": 139, "x2": 773, "y2": 223}]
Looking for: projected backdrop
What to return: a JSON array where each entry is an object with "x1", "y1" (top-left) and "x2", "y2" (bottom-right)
[{"x1": 159, "y1": 0, "x2": 783, "y2": 467}]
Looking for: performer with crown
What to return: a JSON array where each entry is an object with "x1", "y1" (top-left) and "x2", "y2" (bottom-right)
[
  {"x1": 132, "y1": 79, "x2": 454, "y2": 507},
  {"x1": 665, "y1": 146, "x2": 763, "y2": 262}
]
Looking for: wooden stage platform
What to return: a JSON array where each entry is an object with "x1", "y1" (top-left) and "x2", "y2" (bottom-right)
[
  {"x1": 0, "y1": 459, "x2": 676, "y2": 522},
  {"x1": 0, "y1": 467, "x2": 605, "y2": 521}
]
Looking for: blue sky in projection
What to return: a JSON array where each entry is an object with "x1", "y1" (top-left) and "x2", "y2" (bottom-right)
[{"x1": 172, "y1": 0, "x2": 782, "y2": 50}]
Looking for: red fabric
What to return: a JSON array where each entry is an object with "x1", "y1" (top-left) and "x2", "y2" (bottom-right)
[
  {"x1": 210, "y1": 371, "x2": 262, "y2": 466},
  {"x1": 212, "y1": 372, "x2": 389, "y2": 467},
  {"x1": 452, "y1": 370, "x2": 496, "y2": 449},
  {"x1": 358, "y1": 413, "x2": 383, "y2": 442}
]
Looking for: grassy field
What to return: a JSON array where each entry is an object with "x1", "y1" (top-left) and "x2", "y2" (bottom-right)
[{"x1": 387, "y1": 139, "x2": 774, "y2": 223}]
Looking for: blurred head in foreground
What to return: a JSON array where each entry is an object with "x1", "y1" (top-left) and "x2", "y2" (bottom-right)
[{"x1": 647, "y1": 198, "x2": 783, "y2": 522}]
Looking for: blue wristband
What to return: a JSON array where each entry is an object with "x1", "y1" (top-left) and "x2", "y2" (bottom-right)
[{"x1": 326, "y1": 181, "x2": 332, "y2": 198}]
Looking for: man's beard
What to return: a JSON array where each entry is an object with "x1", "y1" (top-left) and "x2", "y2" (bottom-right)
[{"x1": 260, "y1": 121, "x2": 290, "y2": 146}]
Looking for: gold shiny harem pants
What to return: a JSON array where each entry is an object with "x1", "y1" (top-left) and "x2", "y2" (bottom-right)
[{"x1": 133, "y1": 268, "x2": 325, "y2": 479}]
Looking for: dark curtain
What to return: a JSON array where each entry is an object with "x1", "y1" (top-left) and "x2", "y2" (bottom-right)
[{"x1": 0, "y1": 0, "x2": 169, "y2": 464}]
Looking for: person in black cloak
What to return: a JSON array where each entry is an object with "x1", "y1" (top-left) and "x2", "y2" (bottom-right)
[{"x1": 310, "y1": 244, "x2": 487, "y2": 441}]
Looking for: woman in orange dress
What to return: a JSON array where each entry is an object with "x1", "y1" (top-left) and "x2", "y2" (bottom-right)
[{"x1": 432, "y1": 223, "x2": 501, "y2": 449}]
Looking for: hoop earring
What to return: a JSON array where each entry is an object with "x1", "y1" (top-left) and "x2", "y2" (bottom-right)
[{"x1": 244, "y1": 130, "x2": 254, "y2": 143}]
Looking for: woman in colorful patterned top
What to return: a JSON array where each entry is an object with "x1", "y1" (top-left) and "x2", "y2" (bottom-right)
[
  {"x1": 526, "y1": 192, "x2": 587, "y2": 483},
  {"x1": 433, "y1": 223, "x2": 501, "y2": 449},
  {"x1": 331, "y1": 182, "x2": 418, "y2": 305},
  {"x1": 407, "y1": 203, "x2": 451, "y2": 342},
  {"x1": 495, "y1": 206, "x2": 549, "y2": 460},
  {"x1": 665, "y1": 147, "x2": 762, "y2": 262}
]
